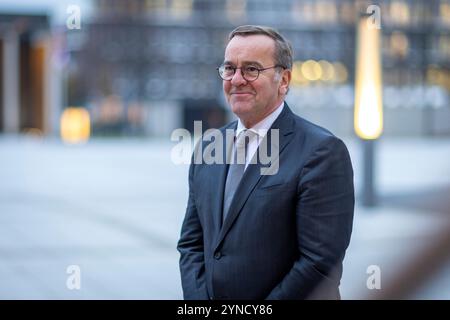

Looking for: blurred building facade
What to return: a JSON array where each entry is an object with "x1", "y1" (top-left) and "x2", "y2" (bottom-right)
[
  {"x1": 1, "y1": 0, "x2": 450, "y2": 137},
  {"x1": 0, "y1": 13, "x2": 60, "y2": 136}
]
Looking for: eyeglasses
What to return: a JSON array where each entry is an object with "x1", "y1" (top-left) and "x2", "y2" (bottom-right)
[{"x1": 217, "y1": 64, "x2": 284, "y2": 82}]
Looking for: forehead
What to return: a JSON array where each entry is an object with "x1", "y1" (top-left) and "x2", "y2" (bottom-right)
[{"x1": 224, "y1": 34, "x2": 275, "y2": 64}]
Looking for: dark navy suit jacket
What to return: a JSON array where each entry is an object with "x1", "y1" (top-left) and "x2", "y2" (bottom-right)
[{"x1": 177, "y1": 103, "x2": 354, "y2": 300}]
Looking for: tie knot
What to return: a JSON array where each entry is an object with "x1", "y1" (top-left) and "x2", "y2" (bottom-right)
[
  {"x1": 234, "y1": 129, "x2": 257, "y2": 164},
  {"x1": 236, "y1": 129, "x2": 257, "y2": 149}
]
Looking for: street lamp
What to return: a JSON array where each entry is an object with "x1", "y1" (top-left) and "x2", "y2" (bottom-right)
[
  {"x1": 60, "y1": 107, "x2": 90, "y2": 144},
  {"x1": 354, "y1": 12, "x2": 383, "y2": 207}
]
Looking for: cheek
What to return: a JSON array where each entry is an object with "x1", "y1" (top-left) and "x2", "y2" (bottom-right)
[
  {"x1": 251, "y1": 84, "x2": 263, "y2": 99},
  {"x1": 223, "y1": 82, "x2": 231, "y2": 95},
  {"x1": 257, "y1": 83, "x2": 275, "y2": 98}
]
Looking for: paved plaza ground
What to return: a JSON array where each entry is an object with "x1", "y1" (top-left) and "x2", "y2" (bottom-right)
[{"x1": 0, "y1": 135, "x2": 449, "y2": 299}]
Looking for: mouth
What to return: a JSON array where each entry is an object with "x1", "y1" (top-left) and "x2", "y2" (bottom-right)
[{"x1": 230, "y1": 92, "x2": 254, "y2": 96}]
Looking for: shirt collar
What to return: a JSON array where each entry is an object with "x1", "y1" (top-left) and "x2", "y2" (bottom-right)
[{"x1": 236, "y1": 101, "x2": 284, "y2": 138}]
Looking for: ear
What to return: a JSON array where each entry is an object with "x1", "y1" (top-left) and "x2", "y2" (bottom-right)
[{"x1": 278, "y1": 69, "x2": 291, "y2": 96}]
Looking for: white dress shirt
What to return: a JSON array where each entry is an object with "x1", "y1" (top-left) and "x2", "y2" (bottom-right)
[{"x1": 234, "y1": 101, "x2": 284, "y2": 170}]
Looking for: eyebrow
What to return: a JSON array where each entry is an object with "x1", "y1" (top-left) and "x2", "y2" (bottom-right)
[{"x1": 223, "y1": 60, "x2": 264, "y2": 67}]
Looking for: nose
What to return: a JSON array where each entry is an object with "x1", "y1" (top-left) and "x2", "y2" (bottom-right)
[{"x1": 230, "y1": 68, "x2": 247, "y2": 87}]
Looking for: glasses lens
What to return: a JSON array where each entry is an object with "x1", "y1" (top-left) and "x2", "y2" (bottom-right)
[
  {"x1": 243, "y1": 66, "x2": 259, "y2": 81},
  {"x1": 219, "y1": 65, "x2": 234, "y2": 80}
]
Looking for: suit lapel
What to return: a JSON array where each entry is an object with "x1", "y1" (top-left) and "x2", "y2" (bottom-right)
[{"x1": 214, "y1": 104, "x2": 296, "y2": 251}]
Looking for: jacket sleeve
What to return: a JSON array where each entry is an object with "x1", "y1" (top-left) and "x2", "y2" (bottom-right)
[
  {"x1": 266, "y1": 137, "x2": 355, "y2": 299},
  {"x1": 177, "y1": 161, "x2": 209, "y2": 300}
]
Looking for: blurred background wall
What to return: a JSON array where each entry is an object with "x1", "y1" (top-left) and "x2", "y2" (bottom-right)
[
  {"x1": 0, "y1": 0, "x2": 450, "y2": 300},
  {"x1": 1, "y1": 0, "x2": 449, "y2": 139}
]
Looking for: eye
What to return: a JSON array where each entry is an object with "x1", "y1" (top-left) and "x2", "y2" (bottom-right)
[
  {"x1": 245, "y1": 66, "x2": 259, "y2": 72},
  {"x1": 223, "y1": 65, "x2": 235, "y2": 71}
]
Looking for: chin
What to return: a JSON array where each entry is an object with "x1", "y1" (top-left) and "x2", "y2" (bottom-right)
[
  {"x1": 230, "y1": 98, "x2": 254, "y2": 111},
  {"x1": 231, "y1": 103, "x2": 253, "y2": 118}
]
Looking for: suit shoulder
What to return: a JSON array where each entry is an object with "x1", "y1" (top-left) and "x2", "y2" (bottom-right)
[
  {"x1": 289, "y1": 111, "x2": 350, "y2": 158},
  {"x1": 292, "y1": 113, "x2": 336, "y2": 142}
]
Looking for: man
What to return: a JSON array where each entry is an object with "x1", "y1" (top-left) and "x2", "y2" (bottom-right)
[{"x1": 177, "y1": 25, "x2": 354, "y2": 300}]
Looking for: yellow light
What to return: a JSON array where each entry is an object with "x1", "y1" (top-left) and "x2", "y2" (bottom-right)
[
  {"x1": 426, "y1": 65, "x2": 440, "y2": 84},
  {"x1": 441, "y1": 3, "x2": 450, "y2": 25},
  {"x1": 354, "y1": 16, "x2": 383, "y2": 140},
  {"x1": 390, "y1": 31, "x2": 409, "y2": 58},
  {"x1": 301, "y1": 60, "x2": 322, "y2": 81},
  {"x1": 60, "y1": 108, "x2": 90, "y2": 144},
  {"x1": 318, "y1": 60, "x2": 334, "y2": 81},
  {"x1": 390, "y1": 1, "x2": 410, "y2": 25},
  {"x1": 171, "y1": 0, "x2": 192, "y2": 19},
  {"x1": 291, "y1": 61, "x2": 309, "y2": 86},
  {"x1": 332, "y1": 62, "x2": 348, "y2": 83}
]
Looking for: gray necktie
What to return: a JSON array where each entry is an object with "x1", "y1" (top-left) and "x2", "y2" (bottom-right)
[{"x1": 222, "y1": 130, "x2": 254, "y2": 223}]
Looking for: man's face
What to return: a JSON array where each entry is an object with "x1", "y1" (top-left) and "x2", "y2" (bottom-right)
[{"x1": 223, "y1": 34, "x2": 288, "y2": 126}]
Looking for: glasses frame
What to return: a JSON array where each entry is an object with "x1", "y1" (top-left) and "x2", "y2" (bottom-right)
[{"x1": 217, "y1": 64, "x2": 285, "y2": 82}]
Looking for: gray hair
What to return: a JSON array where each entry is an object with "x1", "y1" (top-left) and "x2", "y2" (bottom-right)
[{"x1": 228, "y1": 25, "x2": 293, "y2": 70}]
